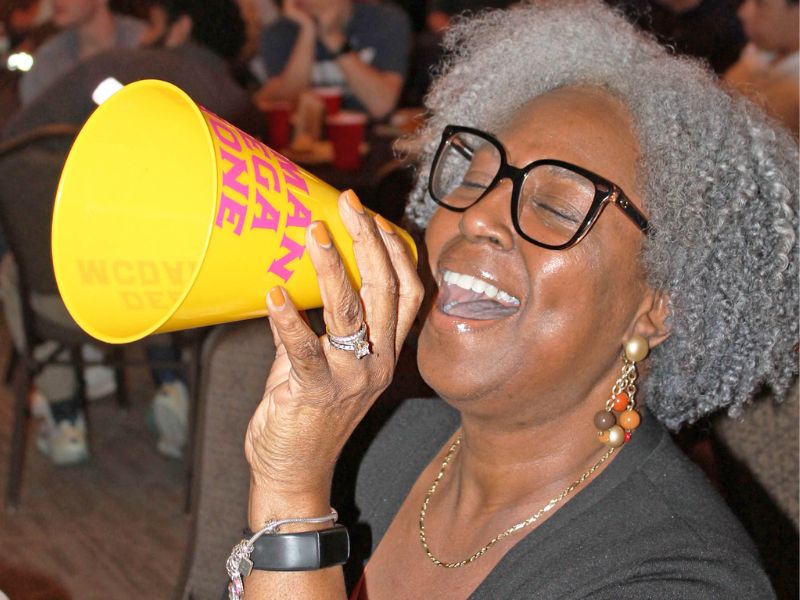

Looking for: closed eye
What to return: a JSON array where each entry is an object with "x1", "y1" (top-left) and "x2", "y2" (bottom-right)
[
  {"x1": 460, "y1": 179, "x2": 487, "y2": 190},
  {"x1": 532, "y1": 197, "x2": 582, "y2": 225}
]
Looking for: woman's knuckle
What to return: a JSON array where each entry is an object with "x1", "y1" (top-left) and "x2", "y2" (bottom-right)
[
  {"x1": 340, "y1": 299, "x2": 362, "y2": 323},
  {"x1": 374, "y1": 365, "x2": 392, "y2": 389},
  {"x1": 293, "y1": 336, "x2": 320, "y2": 360}
]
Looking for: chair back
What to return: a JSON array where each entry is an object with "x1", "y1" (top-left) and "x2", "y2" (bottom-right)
[
  {"x1": 0, "y1": 124, "x2": 83, "y2": 349},
  {"x1": 0, "y1": 125, "x2": 78, "y2": 298},
  {"x1": 176, "y1": 321, "x2": 273, "y2": 600}
]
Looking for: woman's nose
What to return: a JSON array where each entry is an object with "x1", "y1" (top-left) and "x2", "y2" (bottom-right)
[{"x1": 458, "y1": 178, "x2": 516, "y2": 250}]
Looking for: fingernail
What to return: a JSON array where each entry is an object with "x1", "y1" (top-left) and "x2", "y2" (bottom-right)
[
  {"x1": 311, "y1": 221, "x2": 332, "y2": 248},
  {"x1": 345, "y1": 189, "x2": 364, "y2": 214},
  {"x1": 374, "y1": 214, "x2": 395, "y2": 235},
  {"x1": 268, "y1": 287, "x2": 286, "y2": 309}
]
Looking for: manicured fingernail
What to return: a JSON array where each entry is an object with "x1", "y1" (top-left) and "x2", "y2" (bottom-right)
[
  {"x1": 345, "y1": 189, "x2": 364, "y2": 214},
  {"x1": 268, "y1": 287, "x2": 285, "y2": 309},
  {"x1": 374, "y1": 214, "x2": 395, "y2": 235},
  {"x1": 311, "y1": 221, "x2": 332, "y2": 248}
]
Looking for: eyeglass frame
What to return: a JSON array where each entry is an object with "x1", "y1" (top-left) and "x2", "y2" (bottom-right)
[{"x1": 428, "y1": 125, "x2": 650, "y2": 250}]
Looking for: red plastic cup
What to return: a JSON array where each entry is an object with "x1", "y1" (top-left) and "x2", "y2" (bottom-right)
[
  {"x1": 314, "y1": 86, "x2": 343, "y2": 117},
  {"x1": 327, "y1": 111, "x2": 367, "y2": 171},
  {"x1": 263, "y1": 102, "x2": 292, "y2": 150}
]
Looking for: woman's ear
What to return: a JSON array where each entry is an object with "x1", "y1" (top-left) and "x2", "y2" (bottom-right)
[{"x1": 627, "y1": 288, "x2": 671, "y2": 351}]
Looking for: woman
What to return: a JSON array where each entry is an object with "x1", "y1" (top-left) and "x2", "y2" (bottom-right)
[{"x1": 232, "y1": 1, "x2": 798, "y2": 598}]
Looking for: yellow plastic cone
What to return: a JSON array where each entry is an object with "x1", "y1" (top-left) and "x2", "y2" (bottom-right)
[{"x1": 52, "y1": 79, "x2": 416, "y2": 344}]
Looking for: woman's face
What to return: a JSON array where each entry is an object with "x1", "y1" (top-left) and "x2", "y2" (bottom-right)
[{"x1": 418, "y1": 87, "x2": 652, "y2": 418}]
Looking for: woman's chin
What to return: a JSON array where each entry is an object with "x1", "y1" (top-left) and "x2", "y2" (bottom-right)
[{"x1": 417, "y1": 307, "x2": 517, "y2": 401}]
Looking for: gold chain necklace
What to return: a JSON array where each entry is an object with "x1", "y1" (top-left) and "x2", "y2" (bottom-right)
[{"x1": 418, "y1": 434, "x2": 615, "y2": 568}]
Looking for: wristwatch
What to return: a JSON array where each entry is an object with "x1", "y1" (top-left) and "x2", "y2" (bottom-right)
[
  {"x1": 330, "y1": 39, "x2": 355, "y2": 59},
  {"x1": 241, "y1": 524, "x2": 350, "y2": 572}
]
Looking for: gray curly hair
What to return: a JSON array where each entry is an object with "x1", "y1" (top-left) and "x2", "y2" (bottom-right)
[{"x1": 405, "y1": 0, "x2": 799, "y2": 429}]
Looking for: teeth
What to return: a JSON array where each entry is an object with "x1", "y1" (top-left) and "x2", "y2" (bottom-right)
[
  {"x1": 497, "y1": 291, "x2": 515, "y2": 304},
  {"x1": 440, "y1": 269, "x2": 520, "y2": 305},
  {"x1": 456, "y1": 274, "x2": 474, "y2": 290}
]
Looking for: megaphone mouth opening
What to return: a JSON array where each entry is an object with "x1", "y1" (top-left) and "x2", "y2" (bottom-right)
[{"x1": 52, "y1": 80, "x2": 219, "y2": 344}]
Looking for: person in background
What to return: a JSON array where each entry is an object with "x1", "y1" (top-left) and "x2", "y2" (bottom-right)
[
  {"x1": 255, "y1": 0, "x2": 411, "y2": 120},
  {"x1": 606, "y1": 0, "x2": 746, "y2": 75},
  {"x1": 725, "y1": 0, "x2": 799, "y2": 136},
  {"x1": 18, "y1": 0, "x2": 146, "y2": 105},
  {"x1": 1, "y1": 0, "x2": 254, "y2": 464},
  {"x1": 237, "y1": 0, "x2": 279, "y2": 80},
  {"x1": 1, "y1": 1, "x2": 58, "y2": 131},
  {"x1": 4, "y1": 0, "x2": 256, "y2": 138},
  {"x1": 403, "y1": 0, "x2": 515, "y2": 106},
  {"x1": 1, "y1": 0, "x2": 55, "y2": 55}
]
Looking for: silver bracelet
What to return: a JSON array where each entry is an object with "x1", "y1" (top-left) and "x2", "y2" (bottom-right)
[{"x1": 226, "y1": 508, "x2": 339, "y2": 600}]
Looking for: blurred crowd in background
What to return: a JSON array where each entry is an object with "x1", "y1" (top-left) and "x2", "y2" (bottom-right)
[{"x1": 0, "y1": 0, "x2": 795, "y2": 134}]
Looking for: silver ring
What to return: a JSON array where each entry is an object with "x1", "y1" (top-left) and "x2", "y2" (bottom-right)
[{"x1": 327, "y1": 323, "x2": 371, "y2": 359}]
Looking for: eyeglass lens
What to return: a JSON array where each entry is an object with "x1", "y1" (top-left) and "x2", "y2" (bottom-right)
[{"x1": 431, "y1": 130, "x2": 598, "y2": 247}]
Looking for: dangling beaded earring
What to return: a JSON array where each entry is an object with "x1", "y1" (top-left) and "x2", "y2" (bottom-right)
[{"x1": 594, "y1": 334, "x2": 649, "y2": 448}]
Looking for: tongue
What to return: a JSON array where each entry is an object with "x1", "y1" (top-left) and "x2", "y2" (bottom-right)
[
  {"x1": 439, "y1": 282, "x2": 519, "y2": 320},
  {"x1": 443, "y1": 300, "x2": 519, "y2": 320}
]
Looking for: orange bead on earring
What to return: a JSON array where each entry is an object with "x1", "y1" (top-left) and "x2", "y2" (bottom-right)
[
  {"x1": 612, "y1": 392, "x2": 629, "y2": 413},
  {"x1": 618, "y1": 409, "x2": 641, "y2": 430},
  {"x1": 597, "y1": 336, "x2": 649, "y2": 447}
]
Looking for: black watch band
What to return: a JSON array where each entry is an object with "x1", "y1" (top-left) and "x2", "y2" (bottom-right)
[
  {"x1": 331, "y1": 39, "x2": 354, "y2": 58},
  {"x1": 243, "y1": 524, "x2": 350, "y2": 572}
]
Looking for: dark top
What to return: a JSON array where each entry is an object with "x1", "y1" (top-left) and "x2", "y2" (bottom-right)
[
  {"x1": 346, "y1": 397, "x2": 775, "y2": 598},
  {"x1": 427, "y1": 0, "x2": 516, "y2": 16},
  {"x1": 260, "y1": 2, "x2": 411, "y2": 112}
]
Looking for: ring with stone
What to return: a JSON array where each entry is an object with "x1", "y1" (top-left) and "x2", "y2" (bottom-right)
[{"x1": 327, "y1": 323, "x2": 371, "y2": 359}]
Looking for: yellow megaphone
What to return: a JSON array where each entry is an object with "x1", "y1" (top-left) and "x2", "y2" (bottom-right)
[{"x1": 51, "y1": 79, "x2": 416, "y2": 344}]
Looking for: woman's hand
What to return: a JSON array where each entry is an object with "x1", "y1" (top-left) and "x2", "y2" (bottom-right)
[{"x1": 244, "y1": 190, "x2": 423, "y2": 515}]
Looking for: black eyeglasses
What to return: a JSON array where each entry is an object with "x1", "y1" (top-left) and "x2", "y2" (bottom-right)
[{"x1": 428, "y1": 125, "x2": 650, "y2": 250}]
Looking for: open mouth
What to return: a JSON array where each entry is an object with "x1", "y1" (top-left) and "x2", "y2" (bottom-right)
[{"x1": 437, "y1": 269, "x2": 521, "y2": 321}]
